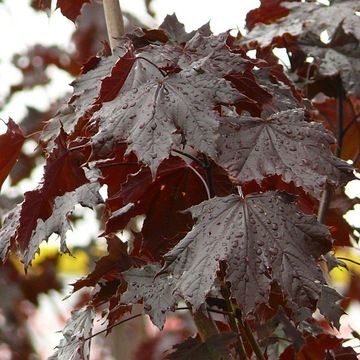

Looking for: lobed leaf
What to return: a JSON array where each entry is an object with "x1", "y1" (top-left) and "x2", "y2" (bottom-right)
[
  {"x1": 92, "y1": 68, "x2": 241, "y2": 175},
  {"x1": 243, "y1": 1, "x2": 360, "y2": 48},
  {"x1": 0, "y1": 119, "x2": 25, "y2": 190},
  {"x1": 49, "y1": 306, "x2": 95, "y2": 360},
  {"x1": 104, "y1": 156, "x2": 208, "y2": 258},
  {"x1": 121, "y1": 264, "x2": 180, "y2": 328},
  {"x1": 56, "y1": 0, "x2": 90, "y2": 23},
  {"x1": 164, "y1": 191, "x2": 332, "y2": 314},
  {"x1": 218, "y1": 108, "x2": 353, "y2": 197}
]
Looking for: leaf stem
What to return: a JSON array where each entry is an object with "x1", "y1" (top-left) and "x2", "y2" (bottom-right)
[
  {"x1": 83, "y1": 313, "x2": 142, "y2": 341},
  {"x1": 24, "y1": 130, "x2": 43, "y2": 139},
  {"x1": 241, "y1": 320, "x2": 266, "y2": 360},
  {"x1": 103, "y1": 0, "x2": 125, "y2": 51},
  {"x1": 171, "y1": 148, "x2": 206, "y2": 168},
  {"x1": 206, "y1": 307, "x2": 232, "y2": 316},
  {"x1": 96, "y1": 161, "x2": 139, "y2": 168},
  {"x1": 191, "y1": 305, "x2": 219, "y2": 341},
  {"x1": 318, "y1": 79, "x2": 344, "y2": 224},
  {"x1": 186, "y1": 162, "x2": 211, "y2": 199},
  {"x1": 203, "y1": 154, "x2": 215, "y2": 198},
  {"x1": 336, "y1": 78, "x2": 344, "y2": 158},
  {"x1": 136, "y1": 56, "x2": 166, "y2": 77},
  {"x1": 337, "y1": 257, "x2": 360, "y2": 267},
  {"x1": 317, "y1": 185, "x2": 331, "y2": 224},
  {"x1": 220, "y1": 281, "x2": 248, "y2": 360}
]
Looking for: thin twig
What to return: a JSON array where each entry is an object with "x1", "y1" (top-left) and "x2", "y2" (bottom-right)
[
  {"x1": 191, "y1": 304, "x2": 219, "y2": 342},
  {"x1": 171, "y1": 148, "x2": 207, "y2": 168},
  {"x1": 24, "y1": 130, "x2": 43, "y2": 139},
  {"x1": 220, "y1": 281, "x2": 247, "y2": 360},
  {"x1": 336, "y1": 79, "x2": 344, "y2": 158},
  {"x1": 317, "y1": 185, "x2": 331, "y2": 224},
  {"x1": 206, "y1": 307, "x2": 232, "y2": 316},
  {"x1": 175, "y1": 306, "x2": 191, "y2": 311},
  {"x1": 203, "y1": 154, "x2": 215, "y2": 198},
  {"x1": 242, "y1": 320, "x2": 266, "y2": 360},
  {"x1": 353, "y1": 149, "x2": 360, "y2": 166},
  {"x1": 337, "y1": 257, "x2": 360, "y2": 267},
  {"x1": 83, "y1": 313, "x2": 142, "y2": 341},
  {"x1": 136, "y1": 56, "x2": 166, "y2": 77},
  {"x1": 96, "y1": 161, "x2": 139, "y2": 168},
  {"x1": 186, "y1": 162, "x2": 211, "y2": 199},
  {"x1": 103, "y1": 0, "x2": 125, "y2": 50},
  {"x1": 318, "y1": 79, "x2": 345, "y2": 224}
]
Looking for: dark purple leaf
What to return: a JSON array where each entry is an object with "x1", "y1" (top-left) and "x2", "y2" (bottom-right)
[
  {"x1": 243, "y1": 1, "x2": 360, "y2": 48},
  {"x1": 164, "y1": 192, "x2": 331, "y2": 314},
  {"x1": 318, "y1": 286, "x2": 344, "y2": 329},
  {"x1": 92, "y1": 68, "x2": 241, "y2": 175},
  {"x1": 49, "y1": 306, "x2": 95, "y2": 360},
  {"x1": 217, "y1": 108, "x2": 353, "y2": 197},
  {"x1": 121, "y1": 264, "x2": 180, "y2": 328},
  {"x1": 0, "y1": 119, "x2": 25, "y2": 190}
]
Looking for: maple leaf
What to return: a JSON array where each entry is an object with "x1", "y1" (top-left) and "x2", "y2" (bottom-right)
[
  {"x1": 165, "y1": 333, "x2": 237, "y2": 360},
  {"x1": 17, "y1": 130, "x2": 89, "y2": 250},
  {"x1": 22, "y1": 182, "x2": 102, "y2": 266},
  {"x1": 92, "y1": 68, "x2": 241, "y2": 174},
  {"x1": 245, "y1": 0, "x2": 291, "y2": 31},
  {"x1": 229, "y1": 68, "x2": 300, "y2": 117},
  {"x1": 217, "y1": 108, "x2": 353, "y2": 197},
  {"x1": 73, "y1": 235, "x2": 144, "y2": 292},
  {"x1": 159, "y1": 14, "x2": 205, "y2": 44},
  {"x1": 56, "y1": 0, "x2": 90, "y2": 23},
  {"x1": 0, "y1": 130, "x2": 101, "y2": 266},
  {"x1": 301, "y1": 26, "x2": 360, "y2": 98},
  {"x1": 177, "y1": 31, "x2": 255, "y2": 77},
  {"x1": 0, "y1": 205, "x2": 20, "y2": 262},
  {"x1": 163, "y1": 192, "x2": 331, "y2": 314},
  {"x1": 280, "y1": 334, "x2": 357, "y2": 360},
  {"x1": 30, "y1": 0, "x2": 51, "y2": 11},
  {"x1": 49, "y1": 306, "x2": 95, "y2": 360},
  {"x1": 71, "y1": 40, "x2": 130, "y2": 106},
  {"x1": 0, "y1": 119, "x2": 25, "y2": 190},
  {"x1": 243, "y1": 0, "x2": 360, "y2": 48},
  {"x1": 317, "y1": 285, "x2": 344, "y2": 329},
  {"x1": 104, "y1": 156, "x2": 208, "y2": 258},
  {"x1": 121, "y1": 264, "x2": 180, "y2": 329},
  {"x1": 0, "y1": 182, "x2": 102, "y2": 266},
  {"x1": 41, "y1": 42, "x2": 132, "y2": 149}
]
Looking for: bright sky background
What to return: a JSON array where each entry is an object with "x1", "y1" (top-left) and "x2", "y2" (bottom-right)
[{"x1": 0, "y1": 1, "x2": 359, "y2": 358}]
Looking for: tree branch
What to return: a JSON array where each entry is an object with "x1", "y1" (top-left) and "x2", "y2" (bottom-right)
[
  {"x1": 317, "y1": 185, "x2": 331, "y2": 224},
  {"x1": 83, "y1": 313, "x2": 142, "y2": 341},
  {"x1": 103, "y1": 0, "x2": 125, "y2": 50},
  {"x1": 318, "y1": 79, "x2": 344, "y2": 224},
  {"x1": 220, "y1": 281, "x2": 248, "y2": 360}
]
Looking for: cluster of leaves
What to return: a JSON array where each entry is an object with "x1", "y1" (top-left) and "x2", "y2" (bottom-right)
[{"x1": 0, "y1": 0, "x2": 360, "y2": 359}]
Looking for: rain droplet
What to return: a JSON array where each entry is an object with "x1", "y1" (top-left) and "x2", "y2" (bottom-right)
[{"x1": 269, "y1": 247, "x2": 278, "y2": 256}]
